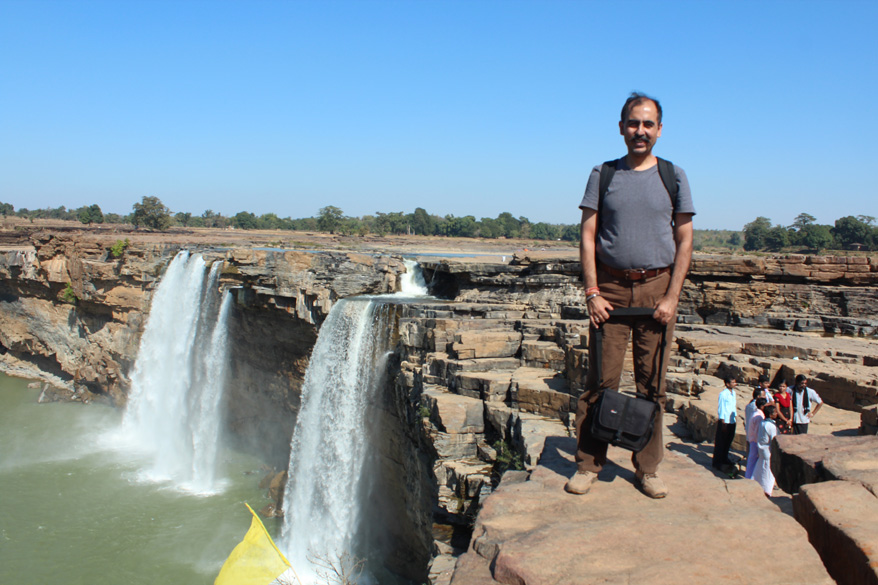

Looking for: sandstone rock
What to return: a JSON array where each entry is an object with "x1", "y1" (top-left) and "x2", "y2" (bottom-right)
[
  {"x1": 423, "y1": 388, "x2": 485, "y2": 434},
  {"x1": 772, "y1": 435, "x2": 878, "y2": 494},
  {"x1": 455, "y1": 371, "x2": 514, "y2": 402},
  {"x1": 511, "y1": 368, "x2": 572, "y2": 420},
  {"x1": 863, "y1": 404, "x2": 878, "y2": 434},
  {"x1": 520, "y1": 340, "x2": 565, "y2": 370},
  {"x1": 451, "y1": 331, "x2": 522, "y2": 360},
  {"x1": 268, "y1": 471, "x2": 287, "y2": 504},
  {"x1": 451, "y1": 437, "x2": 832, "y2": 585},
  {"x1": 794, "y1": 480, "x2": 878, "y2": 585}
]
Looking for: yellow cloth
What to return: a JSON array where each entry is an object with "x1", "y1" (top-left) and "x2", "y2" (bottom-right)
[{"x1": 215, "y1": 504, "x2": 296, "y2": 585}]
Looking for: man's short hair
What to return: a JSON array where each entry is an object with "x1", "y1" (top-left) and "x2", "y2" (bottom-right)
[
  {"x1": 795, "y1": 374, "x2": 808, "y2": 385},
  {"x1": 764, "y1": 404, "x2": 777, "y2": 418},
  {"x1": 753, "y1": 388, "x2": 765, "y2": 399},
  {"x1": 724, "y1": 375, "x2": 737, "y2": 386},
  {"x1": 621, "y1": 92, "x2": 663, "y2": 124},
  {"x1": 758, "y1": 374, "x2": 770, "y2": 384},
  {"x1": 755, "y1": 397, "x2": 768, "y2": 409}
]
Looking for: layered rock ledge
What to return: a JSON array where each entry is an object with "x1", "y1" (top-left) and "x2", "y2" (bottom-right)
[
  {"x1": 773, "y1": 436, "x2": 878, "y2": 585},
  {"x1": 448, "y1": 435, "x2": 832, "y2": 585}
]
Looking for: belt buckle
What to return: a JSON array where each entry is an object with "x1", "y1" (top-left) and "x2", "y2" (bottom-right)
[{"x1": 626, "y1": 268, "x2": 647, "y2": 281}]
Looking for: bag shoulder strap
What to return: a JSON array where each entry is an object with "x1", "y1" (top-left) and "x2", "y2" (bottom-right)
[{"x1": 593, "y1": 308, "x2": 668, "y2": 397}]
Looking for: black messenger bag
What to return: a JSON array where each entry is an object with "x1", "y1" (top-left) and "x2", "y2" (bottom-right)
[{"x1": 589, "y1": 307, "x2": 668, "y2": 452}]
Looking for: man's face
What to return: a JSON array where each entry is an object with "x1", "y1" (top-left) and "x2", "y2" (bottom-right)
[
  {"x1": 797, "y1": 379, "x2": 808, "y2": 389},
  {"x1": 619, "y1": 100, "x2": 662, "y2": 157},
  {"x1": 727, "y1": 379, "x2": 737, "y2": 390}
]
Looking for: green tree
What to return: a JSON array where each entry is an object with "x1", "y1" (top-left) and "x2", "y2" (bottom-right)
[
  {"x1": 799, "y1": 224, "x2": 834, "y2": 252},
  {"x1": 792, "y1": 213, "x2": 816, "y2": 231},
  {"x1": 832, "y1": 216, "x2": 871, "y2": 248},
  {"x1": 531, "y1": 222, "x2": 561, "y2": 240},
  {"x1": 478, "y1": 218, "x2": 501, "y2": 238},
  {"x1": 496, "y1": 212, "x2": 519, "y2": 238},
  {"x1": 0, "y1": 202, "x2": 13, "y2": 216},
  {"x1": 743, "y1": 216, "x2": 772, "y2": 251},
  {"x1": 728, "y1": 232, "x2": 742, "y2": 247},
  {"x1": 317, "y1": 206, "x2": 344, "y2": 234},
  {"x1": 175, "y1": 212, "x2": 192, "y2": 227},
  {"x1": 232, "y1": 211, "x2": 257, "y2": 230},
  {"x1": 764, "y1": 226, "x2": 790, "y2": 251},
  {"x1": 132, "y1": 196, "x2": 171, "y2": 230},
  {"x1": 201, "y1": 209, "x2": 221, "y2": 228},
  {"x1": 410, "y1": 207, "x2": 434, "y2": 235},
  {"x1": 77, "y1": 204, "x2": 104, "y2": 225},
  {"x1": 443, "y1": 214, "x2": 478, "y2": 238},
  {"x1": 257, "y1": 213, "x2": 281, "y2": 230},
  {"x1": 561, "y1": 224, "x2": 581, "y2": 242}
]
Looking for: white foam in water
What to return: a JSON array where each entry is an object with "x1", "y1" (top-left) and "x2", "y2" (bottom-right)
[
  {"x1": 117, "y1": 251, "x2": 232, "y2": 495},
  {"x1": 396, "y1": 258, "x2": 429, "y2": 296}
]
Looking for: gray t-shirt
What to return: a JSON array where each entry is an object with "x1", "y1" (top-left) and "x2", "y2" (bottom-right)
[{"x1": 579, "y1": 158, "x2": 695, "y2": 270}]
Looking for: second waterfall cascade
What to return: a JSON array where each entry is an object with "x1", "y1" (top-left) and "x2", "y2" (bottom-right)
[
  {"x1": 280, "y1": 260, "x2": 429, "y2": 583},
  {"x1": 118, "y1": 251, "x2": 233, "y2": 494}
]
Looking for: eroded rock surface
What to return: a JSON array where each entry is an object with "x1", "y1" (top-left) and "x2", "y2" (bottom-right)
[
  {"x1": 794, "y1": 480, "x2": 878, "y2": 585},
  {"x1": 449, "y1": 436, "x2": 832, "y2": 585}
]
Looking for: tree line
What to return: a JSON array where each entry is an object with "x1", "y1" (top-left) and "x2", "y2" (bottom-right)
[
  {"x1": 742, "y1": 213, "x2": 878, "y2": 253},
  {"x1": 3, "y1": 197, "x2": 876, "y2": 252},
  {"x1": 1, "y1": 198, "x2": 582, "y2": 241}
]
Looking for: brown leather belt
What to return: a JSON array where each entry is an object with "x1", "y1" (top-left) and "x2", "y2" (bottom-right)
[{"x1": 600, "y1": 264, "x2": 671, "y2": 281}]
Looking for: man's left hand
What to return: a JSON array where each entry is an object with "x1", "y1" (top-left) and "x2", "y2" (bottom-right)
[{"x1": 653, "y1": 295, "x2": 678, "y2": 325}]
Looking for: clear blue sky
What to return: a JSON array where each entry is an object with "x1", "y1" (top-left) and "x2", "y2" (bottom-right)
[{"x1": 1, "y1": 0, "x2": 875, "y2": 230}]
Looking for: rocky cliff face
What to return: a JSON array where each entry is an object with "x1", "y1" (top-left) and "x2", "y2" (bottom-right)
[{"x1": 2, "y1": 233, "x2": 877, "y2": 583}]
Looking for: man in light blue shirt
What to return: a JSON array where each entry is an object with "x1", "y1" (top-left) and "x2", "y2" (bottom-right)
[{"x1": 712, "y1": 376, "x2": 738, "y2": 471}]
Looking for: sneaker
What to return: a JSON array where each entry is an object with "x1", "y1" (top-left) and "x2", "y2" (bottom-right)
[
  {"x1": 564, "y1": 470, "x2": 598, "y2": 495},
  {"x1": 635, "y1": 470, "x2": 669, "y2": 499}
]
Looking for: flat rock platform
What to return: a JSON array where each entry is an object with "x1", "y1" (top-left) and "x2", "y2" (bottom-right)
[{"x1": 450, "y1": 433, "x2": 833, "y2": 585}]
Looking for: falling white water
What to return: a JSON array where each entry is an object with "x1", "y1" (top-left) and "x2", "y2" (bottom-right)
[
  {"x1": 397, "y1": 258, "x2": 429, "y2": 296},
  {"x1": 280, "y1": 297, "x2": 395, "y2": 583},
  {"x1": 119, "y1": 251, "x2": 232, "y2": 494}
]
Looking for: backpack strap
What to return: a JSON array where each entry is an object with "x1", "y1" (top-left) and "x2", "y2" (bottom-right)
[
  {"x1": 595, "y1": 156, "x2": 680, "y2": 240},
  {"x1": 656, "y1": 157, "x2": 679, "y2": 202},
  {"x1": 597, "y1": 159, "x2": 618, "y2": 235}
]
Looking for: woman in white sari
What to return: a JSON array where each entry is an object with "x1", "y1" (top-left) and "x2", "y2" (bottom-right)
[{"x1": 753, "y1": 404, "x2": 779, "y2": 497}]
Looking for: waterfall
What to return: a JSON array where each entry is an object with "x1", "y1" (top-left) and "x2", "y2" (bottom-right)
[
  {"x1": 280, "y1": 297, "x2": 394, "y2": 582},
  {"x1": 398, "y1": 258, "x2": 429, "y2": 296},
  {"x1": 119, "y1": 251, "x2": 232, "y2": 494}
]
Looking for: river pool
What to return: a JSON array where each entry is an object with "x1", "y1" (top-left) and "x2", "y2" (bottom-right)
[{"x1": 0, "y1": 373, "x2": 278, "y2": 585}]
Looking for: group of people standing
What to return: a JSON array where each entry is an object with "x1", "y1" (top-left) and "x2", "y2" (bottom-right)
[{"x1": 713, "y1": 374, "x2": 824, "y2": 497}]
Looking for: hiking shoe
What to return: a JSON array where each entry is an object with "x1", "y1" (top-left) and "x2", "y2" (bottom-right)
[
  {"x1": 564, "y1": 470, "x2": 598, "y2": 495},
  {"x1": 635, "y1": 471, "x2": 669, "y2": 499}
]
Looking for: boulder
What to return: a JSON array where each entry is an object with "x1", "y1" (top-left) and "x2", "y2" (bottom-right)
[
  {"x1": 772, "y1": 435, "x2": 878, "y2": 494},
  {"x1": 794, "y1": 480, "x2": 878, "y2": 585}
]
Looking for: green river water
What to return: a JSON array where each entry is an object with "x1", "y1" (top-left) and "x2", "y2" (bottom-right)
[{"x1": 0, "y1": 373, "x2": 279, "y2": 585}]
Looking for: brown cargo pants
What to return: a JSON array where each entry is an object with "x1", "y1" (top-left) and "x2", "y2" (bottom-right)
[{"x1": 574, "y1": 268, "x2": 674, "y2": 475}]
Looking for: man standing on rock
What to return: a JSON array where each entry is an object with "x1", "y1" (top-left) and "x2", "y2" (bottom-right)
[
  {"x1": 791, "y1": 374, "x2": 823, "y2": 434},
  {"x1": 713, "y1": 376, "x2": 739, "y2": 472},
  {"x1": 566, "y1": 92, "x2": 695, "y2": 499}
]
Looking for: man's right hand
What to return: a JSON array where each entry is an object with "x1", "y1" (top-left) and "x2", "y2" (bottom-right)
[{"x1": 588, "y1": 294, "x2": 613, "y2": 327}]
